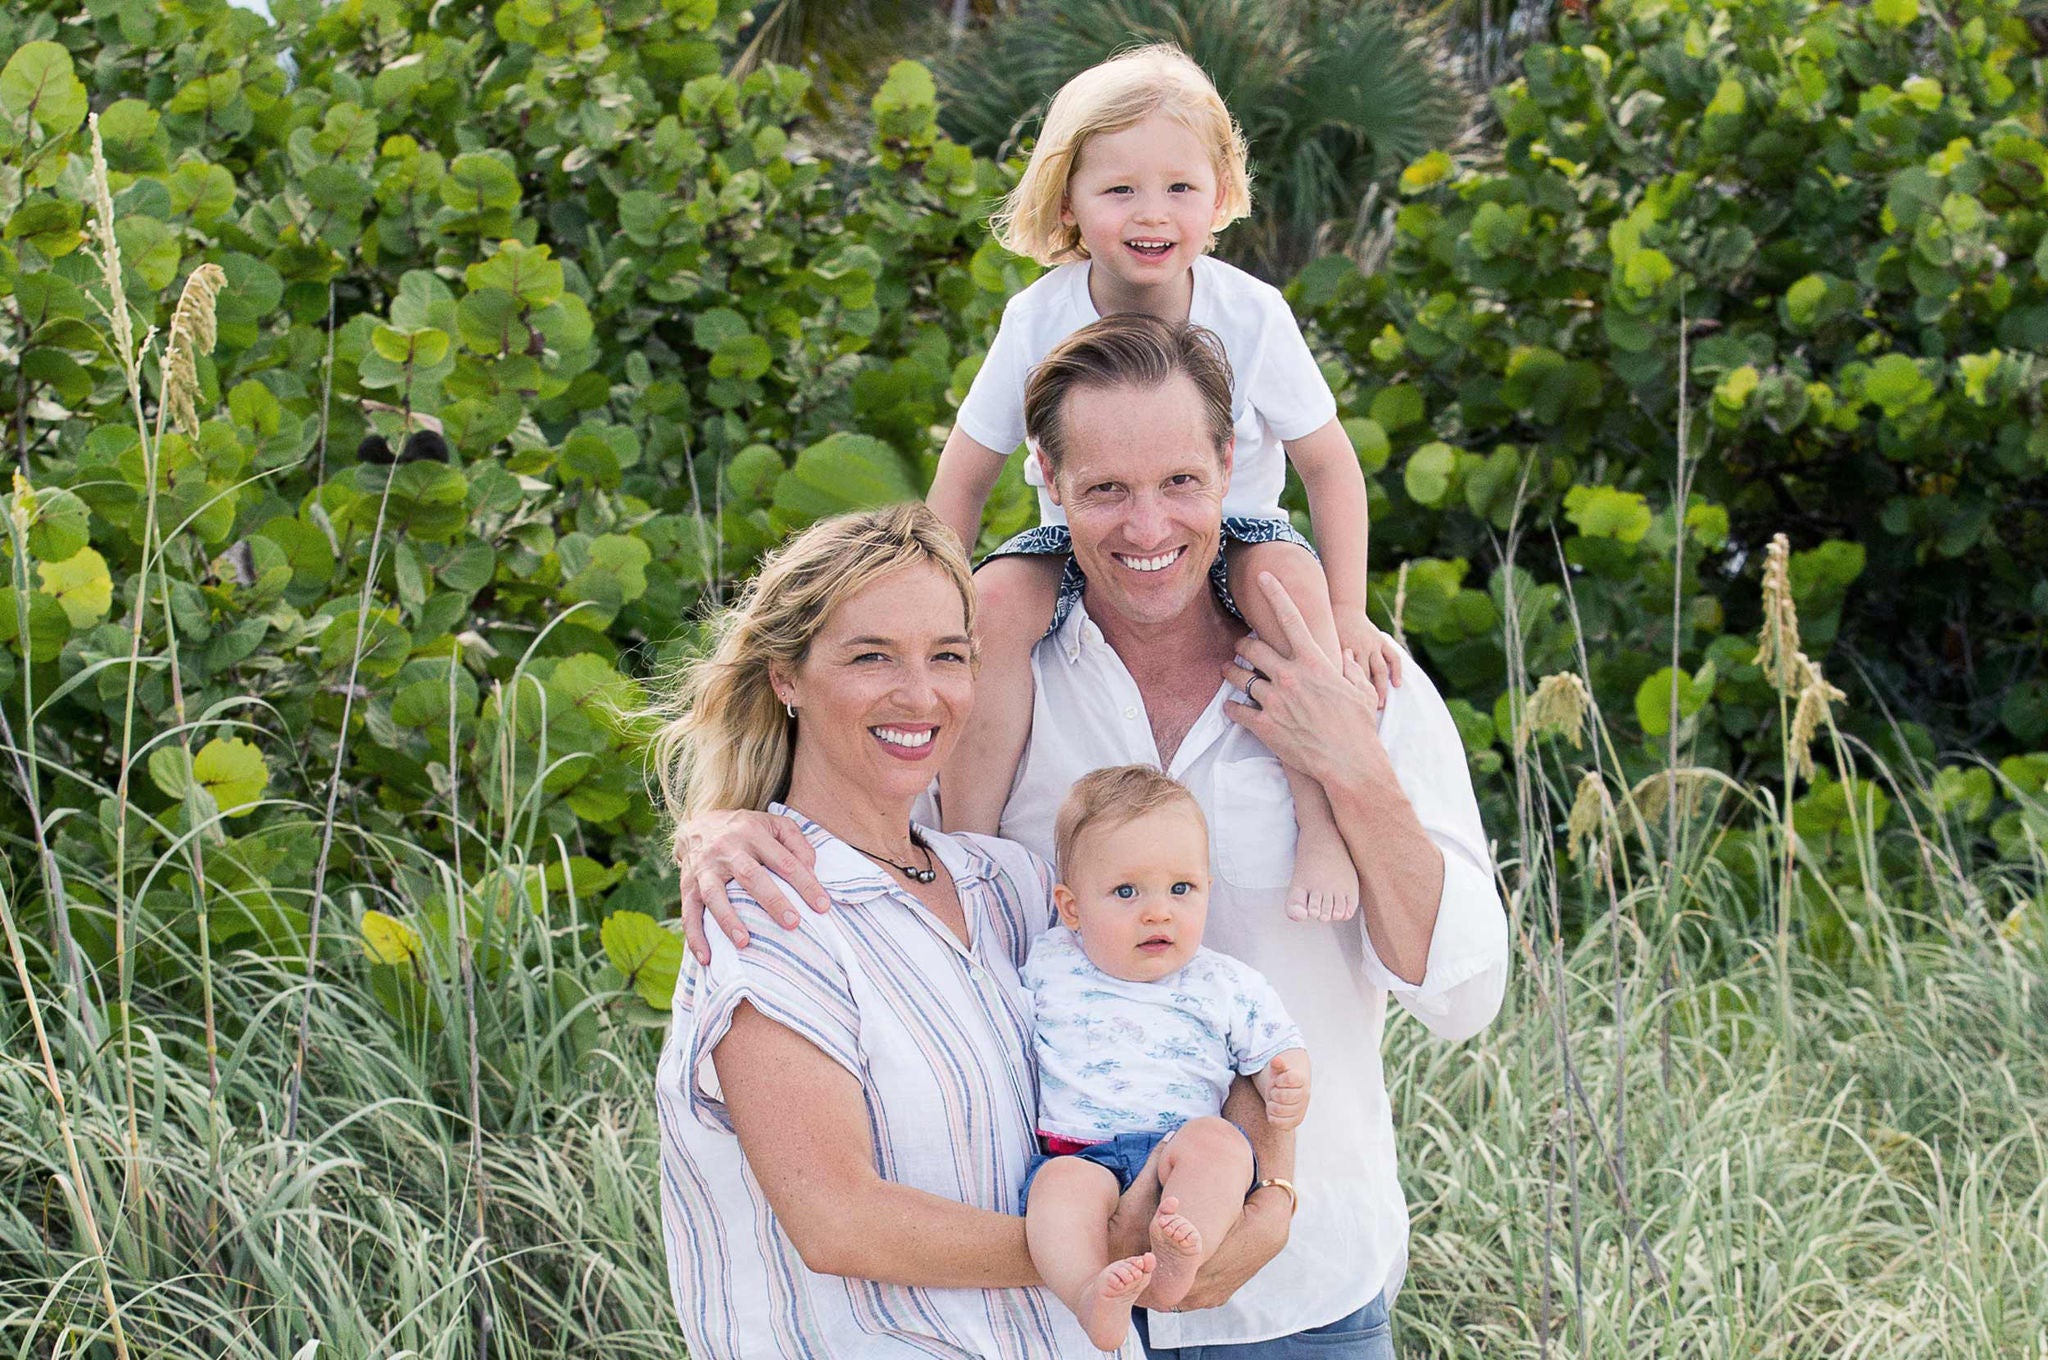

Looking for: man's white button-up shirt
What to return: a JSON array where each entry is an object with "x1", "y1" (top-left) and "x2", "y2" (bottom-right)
[{"x1": 996, "y1": 599, "x2": 1511, "y2": 1348}]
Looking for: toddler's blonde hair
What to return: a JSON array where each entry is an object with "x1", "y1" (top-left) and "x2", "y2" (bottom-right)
[
  {"x1": 1054, "y1": 764, "x2": 1208, "y2": 877},
  {"x1": 993, "y1": 43, "x2": 1253, "y2": 267}
]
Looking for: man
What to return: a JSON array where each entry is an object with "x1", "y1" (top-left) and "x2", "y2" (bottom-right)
[{"x1": 677, "y1": 314, "x2": 1509, "y2": 1356}]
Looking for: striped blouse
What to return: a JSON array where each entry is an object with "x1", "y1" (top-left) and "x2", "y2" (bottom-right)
[{"x1": 656, "y1": 805, "x2": 1133, "y2": 1359}]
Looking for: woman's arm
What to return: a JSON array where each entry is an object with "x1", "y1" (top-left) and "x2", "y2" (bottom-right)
[{"x1": 714, "y1": 999, "x2": 1041, "y2": 1289}]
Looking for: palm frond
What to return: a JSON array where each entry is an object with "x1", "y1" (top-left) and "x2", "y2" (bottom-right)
[{"x1": 930, "y1": 0, "x2": 1467, "y2": 279}]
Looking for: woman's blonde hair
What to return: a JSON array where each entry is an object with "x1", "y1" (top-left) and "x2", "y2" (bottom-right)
[
  {"x1": 993, "y1": 43, "x2": 1253, "y2": 266},
  {"x1": 649, "y1": 504, "x2": 977, "y2": 838}
]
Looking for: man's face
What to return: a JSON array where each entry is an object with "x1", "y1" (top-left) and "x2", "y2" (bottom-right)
[{"x1": 1043, "y1": 374, "x2": 1231, "y2": 629}]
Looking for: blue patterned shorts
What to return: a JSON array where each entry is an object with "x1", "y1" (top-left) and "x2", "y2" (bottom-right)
[{"x1": 981, "y1": 515, "x2": 1315, "y2": 637}]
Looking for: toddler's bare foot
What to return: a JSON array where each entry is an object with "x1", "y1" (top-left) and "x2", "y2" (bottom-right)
[
  {"x1": 1076, "y1": 1252, "x2": 1155, "y2": 1351},
  {"x1": 1287, "y1": 821, "x2": 1360, "y2": 923},
  {"x1": 1141, "y1": 1199, "x2": 1205, "y2": 1310}
]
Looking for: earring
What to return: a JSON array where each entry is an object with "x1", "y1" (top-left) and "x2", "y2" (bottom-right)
[{"x1": 786, "y1": 700, "x2": 797, "y2": 718}]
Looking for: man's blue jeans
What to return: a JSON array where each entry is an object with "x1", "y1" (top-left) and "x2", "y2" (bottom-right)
[{"x1": 1133, "y1": 1295, "x2": 1394, "y2": 1359}]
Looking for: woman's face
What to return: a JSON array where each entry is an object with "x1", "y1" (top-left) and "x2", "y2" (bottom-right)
[{"x1": 776, "y1": 561, "x2": 976, "y2": 808}]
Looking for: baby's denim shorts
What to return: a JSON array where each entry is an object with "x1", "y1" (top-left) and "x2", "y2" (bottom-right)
[
  {"x1": 981, "y1": 515, "x2": 1315, "y2": 637},
  {"x1": 1016, "y1": 1124, "x2": 1258, "y2": 1215}
]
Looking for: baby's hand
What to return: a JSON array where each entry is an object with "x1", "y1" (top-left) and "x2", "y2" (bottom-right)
[
  {"x1": 1257, "y1": 1048, "x2": 1311, "y2": 1131},
  {"x1": 1334, "y1": 605, "x2": 1401, "y2": 708}
]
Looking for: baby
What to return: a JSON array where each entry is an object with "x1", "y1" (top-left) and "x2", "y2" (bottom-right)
[{"x1": 1020, "y1": 765, "x2": 1310, "y2": 1351}]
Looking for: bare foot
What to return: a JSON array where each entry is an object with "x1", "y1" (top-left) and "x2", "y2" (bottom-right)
[
  {"x1": 1076, "y1": 1252, "x2": 1155, "y2": 1351},
  {"x1": 1141, "y1": 1199, "x2": 1205, "y2": 1310},
  {"x1": 1287, "y1": 820, "x2": 1360, "y2": 923}
]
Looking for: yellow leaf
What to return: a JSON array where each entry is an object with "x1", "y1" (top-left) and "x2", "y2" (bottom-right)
[
  {"x1": 361, "y1": 910, "x2": 424, "y2": 966},
  {"x1": 192, "y1": 737, "x2": 267, "y2": 816},
  {"x1": 37, "y1": 546, "x2": 112, "y2": 626}
]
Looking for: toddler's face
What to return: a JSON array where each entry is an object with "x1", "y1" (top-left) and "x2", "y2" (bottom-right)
[
  {"x1": 1054, "y1": 804, "x2": 1210, "y2": 982},
  {"x1": 1060, "y1": 111, "x2": 1224, "y2": 290}
]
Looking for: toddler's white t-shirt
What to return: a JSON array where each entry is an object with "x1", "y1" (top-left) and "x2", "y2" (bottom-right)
[
  {"x1": 954, "y1": 255, "x2": 1338, "y2": 528},
  {"x1": 1021, "y1": 925, "x2": 1304, "y2": 1142}
]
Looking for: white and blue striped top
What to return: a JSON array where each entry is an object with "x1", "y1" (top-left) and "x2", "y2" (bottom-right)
[{"x1": 656, "y1": 805, "x2": 1134, "y2": 1359}]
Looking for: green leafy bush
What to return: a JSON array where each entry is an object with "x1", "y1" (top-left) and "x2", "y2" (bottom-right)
[
  {"x1": 1294, "y1": 0, "x2": 2047, "y2": 783},
  {"x1": 0, "y1": 0, "x2": 1027, "y2": 1021}
]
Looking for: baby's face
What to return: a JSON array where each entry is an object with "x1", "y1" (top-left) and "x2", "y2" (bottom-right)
[{"x1": 1054, "y1": 804, "x2": 1210, "y2": 982}]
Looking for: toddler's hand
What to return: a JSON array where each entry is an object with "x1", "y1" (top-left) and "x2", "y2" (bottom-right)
[
  {"x1": 1334, "y1": 605, "x2": 1401, "y2": 708},
  {"x1": 1259, "y1": 1048, "x2": 1311, "y2": 1130}
]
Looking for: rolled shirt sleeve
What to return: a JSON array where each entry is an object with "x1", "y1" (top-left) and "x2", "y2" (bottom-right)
[
  {"x1": 1354, "y1": 659, "x2": 1512, "y2": 1043},
  {"x1": 679, "y1": 883, "x2": 861, "y2": 1131}
]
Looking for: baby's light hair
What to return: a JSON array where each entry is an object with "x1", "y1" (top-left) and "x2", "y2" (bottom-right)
[
  {"x1": 992, "y1": 43, "x2": 1253, "y2": 267},
  {"x1": 1054, "y1": 764, "x2": 1209, "y2": 877}
]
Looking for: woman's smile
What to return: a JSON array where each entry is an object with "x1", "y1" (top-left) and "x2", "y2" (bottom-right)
[{"x1": 872, "y1": 723, "x2": 939, "y2": 759}]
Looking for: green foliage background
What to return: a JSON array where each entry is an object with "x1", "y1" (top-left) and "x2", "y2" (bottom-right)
[
  {"x1": 0, "y1": 0, "x2": 2042, "y2": 1018},
  {"x1": 0, "y1": 0, "x2": 1042, "y2": 989}
]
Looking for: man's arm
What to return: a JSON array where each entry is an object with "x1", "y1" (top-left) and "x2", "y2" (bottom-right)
[
  {"x1": 1108, "y1": 1075, "x2": 1296, "y2": 1310},
  {"x1": 1225, "y1": 573, "x2": 1510, "y2": 1038}
]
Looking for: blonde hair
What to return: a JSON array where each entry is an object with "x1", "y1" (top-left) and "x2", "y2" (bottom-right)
[
  {"x1": 650, "y1": 504, "x2": 977, "y2": 838},
  {"x1": 1054, "y1": 764, "x2": 1207, "y2": 875},
  {"x1": 993, "y1": 43, "x2": 1253, "y2": 266},
  {"x1": 1024, "y1": 313, "x2": 1235, "y2": 478}
]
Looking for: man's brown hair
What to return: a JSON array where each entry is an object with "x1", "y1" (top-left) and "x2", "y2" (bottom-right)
[
  {"x1": 1022, "y1": 313, "x2": 1235, "y2": 479},
  {"x1": 1054, "y1": 763, "x2": 1208, "y2": 875}
]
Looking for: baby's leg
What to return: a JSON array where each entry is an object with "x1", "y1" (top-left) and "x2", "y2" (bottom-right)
[
  {"x1": 1025, "y1": 1156, "x2": 1157, "y2": 1351},
  {"x1": 1227, "y1": 539, "x2": 1361, "y2": 923},
  {"x1": 942, "y1": 554, "x2": 1063, "y2": 835},
  {"x1": 1140, "y1": 1117, "x2": 1256, "y2": 1310}
]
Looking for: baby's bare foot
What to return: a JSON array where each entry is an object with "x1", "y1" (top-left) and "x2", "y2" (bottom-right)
[
  {"x1": 1287, "y1": 820, "x2": 1360, "y2": 923},
  {"x1": 1076, "y1": 1252, "x2": 1155, "y2": 1351},
  {"x1": 1141, "y1": 1201, "x2": 1205, "y2": 1310}
]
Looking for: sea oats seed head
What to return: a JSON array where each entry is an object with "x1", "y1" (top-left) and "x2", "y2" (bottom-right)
[
  {"x1": 161, "y1": 263, "x2": 227, "y2": 440},
  {"x1": 1522, "y1": 671, "x2": 1592, "y2": 751},
  {"x1": 1788, "y1": 653, "x2": 1846, "y2": 780},
  {"x1": 1567, "y1": 768, "x2": 1614, "y2": 860},
  {"x1": 1632, "y1": 768, "x2": 1712, "y2": 825},
  {"x1": 84, "y1": 114, "x2": 137, "y2": 374},
  {"x1": 1754, "y1": 532, "x2": 1802, "y2": 695}
]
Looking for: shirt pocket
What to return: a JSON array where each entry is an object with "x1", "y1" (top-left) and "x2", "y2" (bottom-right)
[{"x1": 1211, "y1": 756, "x2": 1297, "y2": 890}]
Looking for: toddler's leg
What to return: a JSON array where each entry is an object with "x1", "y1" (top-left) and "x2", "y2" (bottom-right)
[
  {"x1": 1227, "y1": 540, "x2": 1362, "y2": 922},
  {"x1": 1139, "y1": 1117, "x2": 1256, "y2": 1311},
  {"x1": 1025, "y1": 1157, "x2": 1157, "y2": 1352},
  {"x1": 942, "y1": 554, "x2": 1063, "y2": 835}
]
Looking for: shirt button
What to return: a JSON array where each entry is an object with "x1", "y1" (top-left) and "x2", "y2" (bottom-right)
[{"x1": 1123, "y1": 706, "x2": 1138, "y2": 720}]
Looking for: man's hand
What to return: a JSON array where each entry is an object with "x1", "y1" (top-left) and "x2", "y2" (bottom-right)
[
  {"x1": 675, "y1": 810, "x2": 833, "y2": 963},
  {"x1": 1225, "y1": 572, "x2": 1389, "y2": 791},
  {"x1": 1333, "y1": 602, "x2": 1401, "y2": 708},
  {"x1": 1254, "y1": 1048, "x2": 1311, "y2": 1131},
  {"x1": 1170, "y1": 1188, "x2": 1291, "y2": 1311}
]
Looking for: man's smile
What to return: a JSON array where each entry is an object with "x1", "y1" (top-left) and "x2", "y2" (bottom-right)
[{"x1": 1113, "y1": 547, "x2": 1186, "y2": 573}]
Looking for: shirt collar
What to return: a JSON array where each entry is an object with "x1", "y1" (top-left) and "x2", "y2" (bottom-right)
[
  {"x1": 768, "y1": 802, "x2": 998, "y2": 904},
  {"x1": 1052, "y1": 594, "x2": 1097, "y2": 666}
]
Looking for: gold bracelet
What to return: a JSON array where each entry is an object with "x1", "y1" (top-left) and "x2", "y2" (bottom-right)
[{"x1": 1252, "y1": 1176, "x2": 1298, "y2": 1217}]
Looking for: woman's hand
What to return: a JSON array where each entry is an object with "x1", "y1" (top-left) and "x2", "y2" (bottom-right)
[
  {"x1": 675, "y1": 810, "x2": 833, "y2": 963},
  {"x1": 1224, "y1": 571, "x2": 1389, "y2": 791}
]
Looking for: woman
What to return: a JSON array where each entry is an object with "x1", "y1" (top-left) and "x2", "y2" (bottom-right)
[{"x1": 650, "y1": 504, "x2": 1142, "y2": 1357}]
